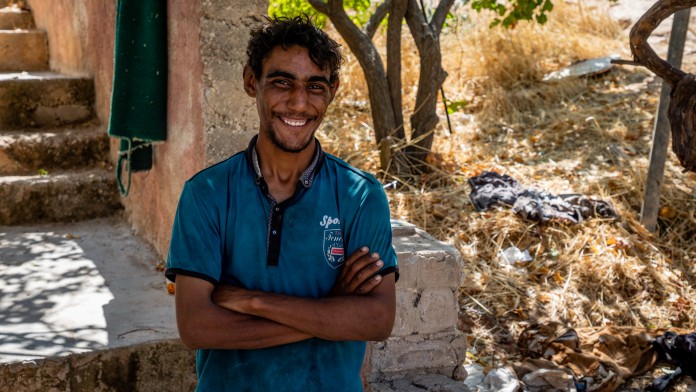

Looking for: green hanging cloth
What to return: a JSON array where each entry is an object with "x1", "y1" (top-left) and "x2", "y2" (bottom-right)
[{"x1": 108, "y1": 0, "x2": 167, "y2": 196}]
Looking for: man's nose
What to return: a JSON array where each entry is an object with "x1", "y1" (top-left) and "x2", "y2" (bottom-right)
[{"x1": 287, "y1": 87, "x2": 309, "y2": 112}]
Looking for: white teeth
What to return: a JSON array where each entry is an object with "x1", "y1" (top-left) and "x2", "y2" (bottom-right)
[{"x1": 281, "y1": 117, "x2": 308, "y2": 127}]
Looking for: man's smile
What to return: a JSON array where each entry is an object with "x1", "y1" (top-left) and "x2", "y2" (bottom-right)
[{"x1": 279, "y1": 116, "x2": 309, "y2": 127}]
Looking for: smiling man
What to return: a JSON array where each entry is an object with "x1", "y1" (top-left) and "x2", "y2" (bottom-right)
[{"x1": 165, "y1": 16, "x2": 398, "y2": 392}]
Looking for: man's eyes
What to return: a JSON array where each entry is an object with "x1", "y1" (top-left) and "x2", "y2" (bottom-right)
[
  {"x1": 272, "y1": 79, "x2": 291, "y2": 87},
  {"x1": 271, "y1": 79, "x2": 327, "y2": 92}
]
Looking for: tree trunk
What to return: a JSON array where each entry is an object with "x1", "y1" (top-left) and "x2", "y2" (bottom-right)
[
  {"x1": 309, "y1": 0, "x2": 455, "y2": 176},
  {"x1": 309, "y1": 0, "x2": 397, "y2": 147},
  {"x1": 403, "y1": 0, "x2": 452, "y2": 172},
  {"x1": 630, "y1": 0, "x2": 696, "y2": 172}
]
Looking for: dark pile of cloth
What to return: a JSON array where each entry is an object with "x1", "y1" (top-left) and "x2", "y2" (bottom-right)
[
  {"x1": 468, "y1": 171, "x2": 617, "y2": 223},
  {"x1": 513, "y1": 322, "x2": 696, "y2": 391},
  {"x1": 646, "y1": 331, "x2": 696, "y2": 391}
]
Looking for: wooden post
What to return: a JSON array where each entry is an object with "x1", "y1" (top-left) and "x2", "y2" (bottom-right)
[{"x1": 640, "y1": 8, "x2": 691, "y2": 233}]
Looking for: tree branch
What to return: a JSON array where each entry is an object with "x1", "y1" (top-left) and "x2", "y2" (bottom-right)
[
  {"x1": 309, "y1": 0, "x2": 396, "y2": 144},
  {"x1": 308, "y1": 0, "x2": 328, "y2": 15},
  {"x1": 387, "y1": 0, "x2": 408, "y2": 139},
  {"x1": 405, "y1": 0, "x2": 429, "y2": 47},
  {"x1": 365, "y1": 0, "x2": 391, "y2": 39},
  {"x1": 430, "y1": 0, "x2": 455, "y2": 36},
  {"x1": 629, "y1": 0, "x2": 694, "y2": 86}
]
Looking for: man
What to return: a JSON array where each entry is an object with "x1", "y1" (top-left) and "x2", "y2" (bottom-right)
[{"x1": 165, "y1": 15, "x2": 398, "y2": 391}]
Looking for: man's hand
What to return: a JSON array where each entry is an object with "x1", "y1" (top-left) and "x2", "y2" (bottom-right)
[{"x1": 330, "y1": 247, "x2": 385, "y2": 296}]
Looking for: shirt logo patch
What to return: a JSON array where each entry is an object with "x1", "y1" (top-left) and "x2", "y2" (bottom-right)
[{"x1": 323, "y1": 229, "x2": 344, "y2": 269}]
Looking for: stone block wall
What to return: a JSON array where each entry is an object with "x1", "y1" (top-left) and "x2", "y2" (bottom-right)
[
  {"x1": 364, "y1": 221, "x2": 467, "y2": 384},
  {"x1": 0, "y1": 340, "x2": 196, "y2": 392}
]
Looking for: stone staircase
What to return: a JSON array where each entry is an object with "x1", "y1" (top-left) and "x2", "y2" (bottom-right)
[{"x1": 0, "y1": 2, "x2": 120, "y2": 224}]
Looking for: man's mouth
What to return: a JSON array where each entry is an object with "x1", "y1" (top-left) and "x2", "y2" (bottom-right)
[{"x1": 279, "y1": 116, "x2": 310, "y2": 127}]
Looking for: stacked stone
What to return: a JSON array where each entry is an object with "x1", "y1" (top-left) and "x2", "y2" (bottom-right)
[{"x1": 365, "y1": 221, "x2": 468, "y2": 388}]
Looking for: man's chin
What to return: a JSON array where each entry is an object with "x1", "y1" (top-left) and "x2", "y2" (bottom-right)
[{"x1": 267, "y1": 131, "x2": 314, "y2": 154}]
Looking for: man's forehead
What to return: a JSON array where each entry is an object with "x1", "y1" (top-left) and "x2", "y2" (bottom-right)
[{"x1": 261, "y1": 45, "x2": 332, "y2": 79}]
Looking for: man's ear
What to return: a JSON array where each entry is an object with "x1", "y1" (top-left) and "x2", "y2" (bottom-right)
[{"x1": 243, "y1": 65, "x2": 257, "y2": 97}]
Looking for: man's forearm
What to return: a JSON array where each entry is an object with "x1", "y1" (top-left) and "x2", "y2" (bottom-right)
[
  {"x1": 175, "y1": 275, "x2": 312, "y2": 350},
  {"x1": 214, "y1": 273, "x2": 396, "y2": 342}
]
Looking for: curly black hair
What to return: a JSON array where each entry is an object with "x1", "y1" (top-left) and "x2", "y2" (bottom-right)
[{"x1": 246, "y1": 15, "x2": 343, "y2": 84}]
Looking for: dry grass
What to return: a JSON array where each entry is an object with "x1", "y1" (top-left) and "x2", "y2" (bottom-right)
[{"x1": 318, "y1": 0, "x2": 696, "y2": 365}]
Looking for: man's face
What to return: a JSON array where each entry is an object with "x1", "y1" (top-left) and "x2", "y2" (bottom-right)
[{"x1": 244, "y1": 45, "x2": 339, "y2": 153}]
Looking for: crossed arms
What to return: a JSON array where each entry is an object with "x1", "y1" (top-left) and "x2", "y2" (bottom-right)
[{"x1": 175, "y1": 247, "x2": 396, "y2": 350}]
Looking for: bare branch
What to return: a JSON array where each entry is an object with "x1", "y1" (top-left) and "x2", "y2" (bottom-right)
[
  {"x1": 310, "y1": 0, "x2": 395, "y2": 144},
  {"x1": 430, "y1": 0, "x2": 455, "y2": 36},
  {"x1": 611, "y1": 59, "x2": 643, "y2": 66},
  {"x1": 405, "y1": 0, "x2": 429, "y2": 45},
  {"x1": 365, "y1": 0, "x2": 391, "y2": 39},
  {"x1": 307, "y1": 0, "x2": 329, "y2": 15},
  {"x1": 629, "y1": 0, "x2": 694, "y2": 86}
]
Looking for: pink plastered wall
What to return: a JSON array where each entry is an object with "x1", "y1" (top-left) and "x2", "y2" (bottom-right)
[{"x1": 28, "y1": 0, "x2": 206, "y2": 258}]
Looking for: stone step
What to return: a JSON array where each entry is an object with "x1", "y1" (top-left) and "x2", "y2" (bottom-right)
[
  {"x1": 0, "y1": 1, "x2": 27, "y2": 10},
  {"x1": 0, "y1": 29, "x2": 48, "y2": 71},
  {"x1": 0, "y1": 124, "x2": 109, "y2": 175},
  {"x1": 0, "y1": 168, "x2": 121, "y2": 225},
  {"x1": 0, "y1": 72, "x2": 94, "y2": 128},
  {"x1": 0, "y1": 8, "x2": 33, "y2": 29}
]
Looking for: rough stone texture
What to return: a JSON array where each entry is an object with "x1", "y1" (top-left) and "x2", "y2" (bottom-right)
[
  {"x1": 364, "y1": 225, "x2": 467, "y2": 385},
  {"x1": 0, "y1": 339, "x2": 196, "y2": 392},
  {"x1": 0, "y1": 168, "x2": 121, "y2": 224},
  {"x1": 0, "y1": 8, "x2": 34, "y2": 30},
  {"x1": 370, "y1": 374, "x2": 472, "y2": 392},
  {"x1": 0, "y1": 29, "x2": 48, "y2": 71},
  {"x1": 200, "y1": 0, "x2": 264, "y2": 166},
  {"x1": 0, "y1": 123, "x2": 108, "y2": 174},
  {"x1": 0, "y1": 72, "x2": 94, "y2": 128},
  {"x1": 26, "y1": 0, "x2": 261, "y2": 258}
]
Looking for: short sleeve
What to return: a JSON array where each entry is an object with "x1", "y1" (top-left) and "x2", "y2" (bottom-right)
[
  {"x1": 344, "y1": 182, "x2": 399, "y2": 280},
  {"x1": 165, "y1": 180, "x2": 223, "y2": 284}
]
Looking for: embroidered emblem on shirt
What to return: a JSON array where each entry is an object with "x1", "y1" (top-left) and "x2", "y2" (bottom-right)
[{"x1": 323, "y1": 229, "x2": 344, "y2": 269}]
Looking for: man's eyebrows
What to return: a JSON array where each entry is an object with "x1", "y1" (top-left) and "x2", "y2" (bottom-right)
[
  {"x1": 266, "y1": 70, "x2": 295, "y2": 80},
  {"x1": 266, "y1": 70, "x2": 331, "y2": 85},
  {"x1": 307, "y1": 75, "x2": 332, "y2": 85}
]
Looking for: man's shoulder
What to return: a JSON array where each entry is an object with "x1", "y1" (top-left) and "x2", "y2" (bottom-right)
[
  {"x1": 186, "y1": 151, "x2": 247, "y2": 188},
  {"x1": 323, "y1": 153, "x2": 380, "y2": 188}
]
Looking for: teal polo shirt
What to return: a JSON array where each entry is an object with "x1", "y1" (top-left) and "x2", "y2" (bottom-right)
[{"x1": 166, "y1": 136, "x2": 398, "y2": 392}]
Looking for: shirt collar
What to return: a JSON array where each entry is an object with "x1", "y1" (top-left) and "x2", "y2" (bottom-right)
[{"x1": 245, "y1": 134, "x2": 324, "y2": 189}]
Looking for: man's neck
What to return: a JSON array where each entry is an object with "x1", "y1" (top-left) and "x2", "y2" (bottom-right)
[{"x1": 255, "y1": 136, "x2": 316, "y2": 203}]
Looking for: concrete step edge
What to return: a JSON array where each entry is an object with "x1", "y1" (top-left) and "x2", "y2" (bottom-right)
[
  {"x1": 0, "y1": 31, "x2": 48, "y2": 72},
  {"x1": 0, "y1": 9, "x2": 34, "y2": 30},
  {"x1": 0, "y1": 28, "x2": 42, "y2": 33},
  {"x1": 0, "y1": 71, "x2": 91, "y2": 82},
  {"x1": 0, "y1": 126, "x2": 109, "y2": 174},
  {"x1": 0, "y1": 168, "x2": 122, "y2": 225},
  {"x1": 0, "y1": 167, "x2": 114, "y2": 184},
  {"x1": 0, "y1": 73, "x2": 95, "y2": 128},
  {"x1": 0, "y1": 120, "x2": 102, "y2": 134}
]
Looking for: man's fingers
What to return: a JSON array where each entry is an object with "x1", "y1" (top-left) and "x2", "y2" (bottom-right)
[
  {"x1": 345, "y1": 247, "x2": 369, "y2": 267},
  {"x1": 340, "y1": 247, "x2": 370, "y2": 280},
  {"x1": 357, "y1": 273, "x2": 383, "y2": 295},
  {"x1": 344, "y1": 252, "x2": 380, "y2": 283},
  {"x1": 345, "y1": 258, "x2": 382, "y2": 293}
]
